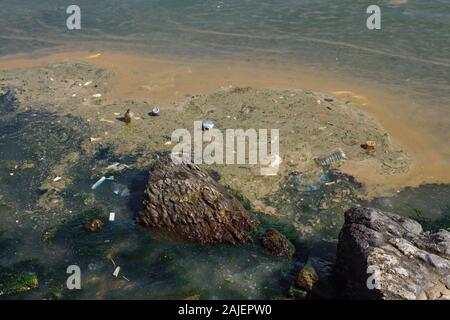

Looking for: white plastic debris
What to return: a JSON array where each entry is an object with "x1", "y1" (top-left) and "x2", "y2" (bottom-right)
[
  {"x1": 106, "y1": 162, "x2": 130, "y2": 172},
  {"x1": 92, "y1": 93, "x2": 102, "y2": 98},
  {"x1": 53, "y1": 177, "x2": 62, "y2": 182},
  {"x1": 91, "y1": 176, "x2": 114, "y2": 190},
  {"x1": 83, "y1": 81, "x2": 92, "y2": 87},
  {"x1": 202, "y1": 120, "x2": 215, "y2": 131},
  {"x1": 150, "y1": 107, "x2": 160, "y2": 116},
  {"x1": 109, "y1": 212, "x2": 115, "y2": 221},
  {"x1": 113, "y1": 266, "x2": 121, "y2": 277}
]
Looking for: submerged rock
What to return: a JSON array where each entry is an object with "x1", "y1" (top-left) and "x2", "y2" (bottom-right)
[
  {"x1": 83, "y1": 218, "x2": 103, "y2": 232},
  {"x1": 297, "y1": 260, "x2": 319, "y2": 292},
  {"x1": 261, "y1": 229, "x2": 295, "y2": 258},
  {"x1": 137, "y1": 155, "x2": 258, "y2": 245},
  {"x1": 335, "y1": 207, "x2": 450, "y2": 300}
]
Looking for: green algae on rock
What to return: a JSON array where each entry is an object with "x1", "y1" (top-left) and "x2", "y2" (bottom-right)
[{"x1": 261, "y1": 229, "x2": 295, "y2": 258}]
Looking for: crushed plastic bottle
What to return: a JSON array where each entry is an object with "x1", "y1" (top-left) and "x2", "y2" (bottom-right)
[{"x1": 315, "y1": 149, "x2": 346, "y2": 166}]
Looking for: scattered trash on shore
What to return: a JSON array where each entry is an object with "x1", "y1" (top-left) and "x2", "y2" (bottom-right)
[
  {"x1": 92, "y1": 93, "x2": 102, "y2": 98},
  {"x1": 91, "y1": 176, "x2": 114, "y2": 190},
  {"x1": 315, "y1": 149, "x2": 346, "y2": 166},
  {"x1": 53, "y1": 177, "x2": 62, "y2": 182},
  {"x1": 83, "y1": 81, "x2": 92, "y2": 87}
]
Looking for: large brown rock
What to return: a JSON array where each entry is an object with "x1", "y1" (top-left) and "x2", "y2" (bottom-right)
[
  {"x1": 335, "y1": 207, "x2": 450, "y2": 300},
  {"x1": 136, "y1": 155, "x2": 257, "y2": 245}
]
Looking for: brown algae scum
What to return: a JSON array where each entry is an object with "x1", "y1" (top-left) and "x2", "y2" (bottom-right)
[{"x1": 0, "y1": 60, "x2": 411, "y2": 215}]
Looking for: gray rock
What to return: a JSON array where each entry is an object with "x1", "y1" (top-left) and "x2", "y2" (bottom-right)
[{"x1": 335, "y1": 207, "x2": 450, "y2": 300}]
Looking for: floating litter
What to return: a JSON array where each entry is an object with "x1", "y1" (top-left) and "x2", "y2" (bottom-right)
[
  {"x1": 113, "y1": 266, "x2": 120, "y2": 277},
  {"x1": 91, "y1": 176, "x2": 114, "y2": 190},
  {"x1": 106, "y1": 162, "x2": 130, "y2": 172},
  {"x1": 150, "y1": 107, "x2": 160, "y2": 116},
  {"x1": 315, "y1": 149, "x2": 346, "y2": 166},
  {"x1": 109, "y1": 212, "x2": 115, "y2": 221},
  {"x1": 112, "y1": 182, "x2": 130, "y2": 197},
  {"x1": 202, "y1": 120, "x2": 215, "y2": 131}
]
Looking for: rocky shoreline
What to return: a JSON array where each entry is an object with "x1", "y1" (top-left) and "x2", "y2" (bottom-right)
[{"x1": 335, "y1": 207, "x2": 450, "y2": 300}]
